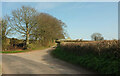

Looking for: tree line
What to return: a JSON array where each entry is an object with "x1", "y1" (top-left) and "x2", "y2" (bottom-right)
[{"x1": 0, "y1": 6, "x2": 67, "y2": 50}]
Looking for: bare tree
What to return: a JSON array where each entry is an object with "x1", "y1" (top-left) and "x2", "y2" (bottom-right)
[
  {"x1": 8, "y1": 6, "x2": 37, "y2": 48},
  {"x1": 91, "y1": 33, "x2": 104, "y2": 41},
  {"x1": 31, "y1": 13, "x2": 66, "y2": 46}
]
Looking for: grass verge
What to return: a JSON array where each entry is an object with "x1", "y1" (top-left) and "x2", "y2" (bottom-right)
[
  {"x1": 1, "y1": 46, "x2": 49, "y2": 53},
  {"x1": 52, "y1": 47, "x2": 120, "y2": 75},
  {"x1": 0, "y1": 50, "x2": 29, "y2": 53}
]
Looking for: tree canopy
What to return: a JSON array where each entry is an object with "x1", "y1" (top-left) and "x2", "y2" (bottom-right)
[
  {"x1": 91, "y1": 33, "x2": 104, "y2": 41},
  {"x1": 30, "y1": 13, "x2": 66, "y2": 45}
]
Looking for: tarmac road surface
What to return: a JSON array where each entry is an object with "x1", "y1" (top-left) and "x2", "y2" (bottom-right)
[{"x1": 2, "y1": 47, "x2": 96, "y2": 74}]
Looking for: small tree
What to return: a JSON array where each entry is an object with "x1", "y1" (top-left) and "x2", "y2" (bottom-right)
[
  {"x1": 91, "y1": 33, "x2": 104, "y2": 41},
  {"x1": 1, "y1": 16, "x2": 11, "y2": 50}
]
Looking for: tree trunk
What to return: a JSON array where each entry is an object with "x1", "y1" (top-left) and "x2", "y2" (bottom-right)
[
  {"x1": 26, "y1": 33, "x2": 29, "y2": 45},
  {"x1": 26, "y1": 23, "x2": 29, "y2": 48}
]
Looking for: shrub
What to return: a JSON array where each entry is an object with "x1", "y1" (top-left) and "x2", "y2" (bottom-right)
[{"x1": 52, "y1": 40, "x2": 120, "y2": 75}]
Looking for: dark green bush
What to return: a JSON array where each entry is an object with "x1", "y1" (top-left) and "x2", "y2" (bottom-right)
[{"x1": 52, "y1": 47, "x2": 120, "y2": 75}]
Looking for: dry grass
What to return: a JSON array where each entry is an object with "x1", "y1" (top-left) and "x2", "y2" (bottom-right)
[
  {"x1": 59, "y1": 40, "x2": 120, "y2": 57},
  {"x1": 53, "y1": 40, "x2": 120, "y2": 74}
]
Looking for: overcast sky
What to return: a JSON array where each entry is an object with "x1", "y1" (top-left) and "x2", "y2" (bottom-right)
[{"x1": 1, "y1": 2, "x2": 118, "y2": 40}]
